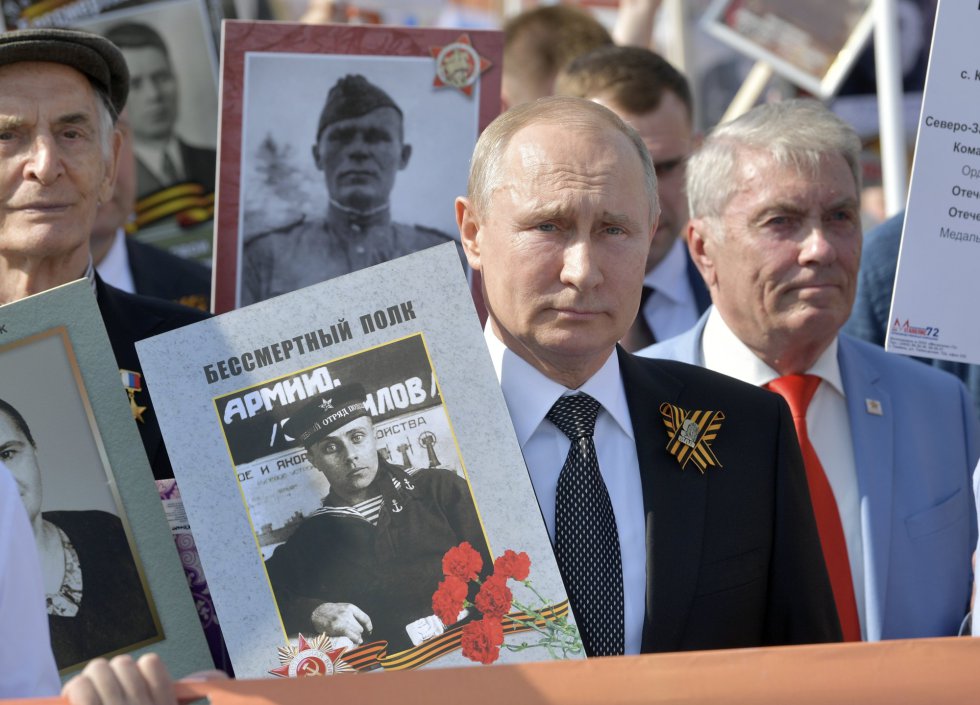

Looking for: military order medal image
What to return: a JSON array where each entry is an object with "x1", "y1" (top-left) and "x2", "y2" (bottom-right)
[{"x1": 430, "y1": 34, "x2": 493, "y2": 96}]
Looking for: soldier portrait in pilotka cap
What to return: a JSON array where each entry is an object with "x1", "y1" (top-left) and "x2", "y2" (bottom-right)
[{"x1": 240, "y1": 72, "x2": 458, "y2": 306}]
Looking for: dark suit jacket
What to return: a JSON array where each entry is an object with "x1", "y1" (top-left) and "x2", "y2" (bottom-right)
[
  {"x1": 135, "y1": 139, "x2": 217, "y2": 199},
  {"x1": 96, "y1": 275, "x2": 210, "y2": 481},
  {"x1": 616, "y1": 349, "x2": 842, "y2": 650},
  {"x1": 126, "y1": 237, "x2": 211, "y2": 309},
  {"x1": 45, "y1": 510, "x2": 157, "y2": 671}
]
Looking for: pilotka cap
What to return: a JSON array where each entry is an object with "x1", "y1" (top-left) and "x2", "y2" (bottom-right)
[{"x1": 316, "y1": 74, "x2": 402, "y2": 141}]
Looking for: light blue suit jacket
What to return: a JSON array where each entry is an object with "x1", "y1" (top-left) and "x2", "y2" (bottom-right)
[{"x1": 640, "y1": 310, "x2": 979, "y2": 640}]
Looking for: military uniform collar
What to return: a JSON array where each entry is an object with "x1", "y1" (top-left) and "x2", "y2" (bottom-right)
[{"x1": 327, "y1": 199, "x2": 392, "y2": 237}]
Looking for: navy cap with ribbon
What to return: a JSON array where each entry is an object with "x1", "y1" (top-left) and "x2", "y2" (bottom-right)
[{"x1": 285, "y1": 383, "x2": 371, "y2": 446}]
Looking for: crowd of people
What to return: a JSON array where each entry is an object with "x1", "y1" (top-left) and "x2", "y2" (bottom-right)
[{"x1": 1, "y1": 1, "x2": 975, "y2": 703}]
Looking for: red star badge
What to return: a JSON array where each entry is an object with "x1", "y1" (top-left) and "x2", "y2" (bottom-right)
[{"x1": 430, "y1": 34, "x2": 492, "y2": 96}]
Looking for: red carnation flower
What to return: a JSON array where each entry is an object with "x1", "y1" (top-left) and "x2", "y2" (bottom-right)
[
  {"x1": 493, "y1": 549, "x2": 531, "y2": 581},
  {"x1": 432, "y1": 576, "x2": 468, "y2": 626},
  {"x1": 474, "y1": 574, "x2": 513, "y2": 620},
  {"x1": 461, "y1": 618, "x2": 505, "y2": 665},
  {"x1": 442, "y1": 541, "x2": 483, "y2": 582}
]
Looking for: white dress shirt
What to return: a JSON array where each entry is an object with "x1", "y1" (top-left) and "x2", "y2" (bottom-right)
[
  {"x1": 484, "y1": 327, "x2": 647, "y2": 654},
  {"x1": 0, "y1": 462, "x2": 60, "y2": 697},
  {"x1": 95, "y1": 228, "x2": 136, "y2": 294},
  {"x1": 701, "y1": 308, "x2": 867, "y2": 637},
  {"x1": 642, "y1": 238, "x2": 701, "y2": 342}
]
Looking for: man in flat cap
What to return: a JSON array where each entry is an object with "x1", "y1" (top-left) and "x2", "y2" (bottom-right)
[
  {"x1": 0, "y1": 27, "x2": 209, "y2": 479},
  {"x1": 241, "y1": 74, "x2": 455, "y2": 306},
  {"x1": 0, "y1": 27, "x2": 223, "y2": 677},
  {"x1": 265, "y1": 383, "x2": 491, "y2": 652}
]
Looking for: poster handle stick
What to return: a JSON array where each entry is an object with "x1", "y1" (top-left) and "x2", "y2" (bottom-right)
[
  {"x1": 874, "y1": 0, "x2": 908, "y2": 217},
  {"x1": 721, "y1": 60, "x2": 773, "y2": 124}
]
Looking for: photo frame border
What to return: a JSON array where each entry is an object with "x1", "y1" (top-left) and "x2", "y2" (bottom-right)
[
  {"x1": 0, "y1": 280, "x2": 212, "y2": 679},
  {"x1": 212, "y1": 20, "x2": 503, "y2": 313}
]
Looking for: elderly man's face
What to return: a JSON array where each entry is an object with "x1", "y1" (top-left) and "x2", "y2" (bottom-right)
[
  {"x1": 597, "y1": 91, "x2": 694, "y2": 274},
  {"x1": 307, "y1": 415, "x2": 380, "y2": 505},
  {"x1": 314, "y1": 107, "x2": 411, "y2": 212},
  {"x1": 0, "y1": 62, "x2": 117, "y2": 261},
  {"x1": 0, "y1": 410, "x2": 42, "y2": 524},
  {"x1": 459, "y1": 122, "x2": 654, "y2": 383},
  {"x1": 693, "y1": 148, "x2": 861, "y2": 357},
  {"x1": 122, "y1": 46, "x2": 178, "y2": 141}
]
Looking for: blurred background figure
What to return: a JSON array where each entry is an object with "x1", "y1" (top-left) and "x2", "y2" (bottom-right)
[
  {"x1": 501, "y1": 4, "x2": 612, "y2": 110},
  {"x1": 91, "y1": 109, "x2": 212, "y2": 311}
]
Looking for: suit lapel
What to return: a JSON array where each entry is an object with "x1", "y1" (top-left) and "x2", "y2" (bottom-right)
[
  {"x1": 95, "y1": 276, "x2": 167, "y2": 368},
  {"x1": 618, "y1": 348, "x2": 708, "y2": 651},
  {"x1": 838, "y1": 336, "x2": 893, "y2": 641},
  {"x1": 135, "y1": 156, "x2": 164, "y2": 200}
]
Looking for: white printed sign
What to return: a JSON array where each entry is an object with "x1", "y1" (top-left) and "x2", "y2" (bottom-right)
[{"x1": 887, "y1": 0, "x2": 980, "y2": 363}]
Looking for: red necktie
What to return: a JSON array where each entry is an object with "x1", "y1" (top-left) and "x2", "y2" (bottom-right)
[{"x1": 766, "y1": 374, "x2": 861, "y2": 642}]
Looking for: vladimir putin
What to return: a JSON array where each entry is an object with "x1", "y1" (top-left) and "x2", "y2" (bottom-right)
[{"x1": 457, "y1": 96, "x2": 841, "y2": 655}]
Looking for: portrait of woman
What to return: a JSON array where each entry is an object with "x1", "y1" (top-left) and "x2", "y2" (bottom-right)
[{"x1": 0, "y1": 398, "x2": 159, "y2": 672}]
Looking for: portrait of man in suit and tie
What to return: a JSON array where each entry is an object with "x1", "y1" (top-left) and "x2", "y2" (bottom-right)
[
  {"x1": 457, "y1": 96, "x2": 841, "y2": 656},
  {"x1": 103, "y1": 21, "x2": 217, "y2": 200}
]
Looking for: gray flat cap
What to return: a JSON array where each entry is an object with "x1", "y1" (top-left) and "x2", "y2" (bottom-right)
[{"x1": 0, "y1": 28, "x2": 129, "y2": 118}]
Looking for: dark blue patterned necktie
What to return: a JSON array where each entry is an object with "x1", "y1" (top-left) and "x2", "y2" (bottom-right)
[{"x1": 547, "y1": 392, "x2": 625, "y2": 657}]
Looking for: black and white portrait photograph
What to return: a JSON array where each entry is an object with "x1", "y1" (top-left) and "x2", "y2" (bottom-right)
[
  {"x1": 236, "y1": 51, "x2": 475, "y2": 307},
  {"x1": 210, "y1": 22, "x2": 502, "y2": 313},
  {"x1": 0, "y1": 329, "x2": 162, "y2": 673},
  {"x1": 76, "y1": 0, "x2": 220, "y2": 200},
  {"x1": 214, "y1": 334, "x2": 491, "y2": 653}
]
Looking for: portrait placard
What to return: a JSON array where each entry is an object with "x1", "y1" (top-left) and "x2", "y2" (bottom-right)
[
  {"x1": 2, "y1": 0, "x2": 225, "y2": 37},
  {"x1": 0, "y1": 281, "x2": 211, "y2": 678},
  {"x1": 700, "y1": 0, "x2": 874, "y2": 99},
  {"x1": 73, "y1": 0, "x2": 222, "y2": 264},
  {"x1": 137, "y1": 244, "x2": 581, "y2": 678},
  {"x1": 887, "y1": 0, "x2": 980, "y2": 365},
  {"x1": 212, "y1": 20, "x2": 502, "y2": 313}
]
